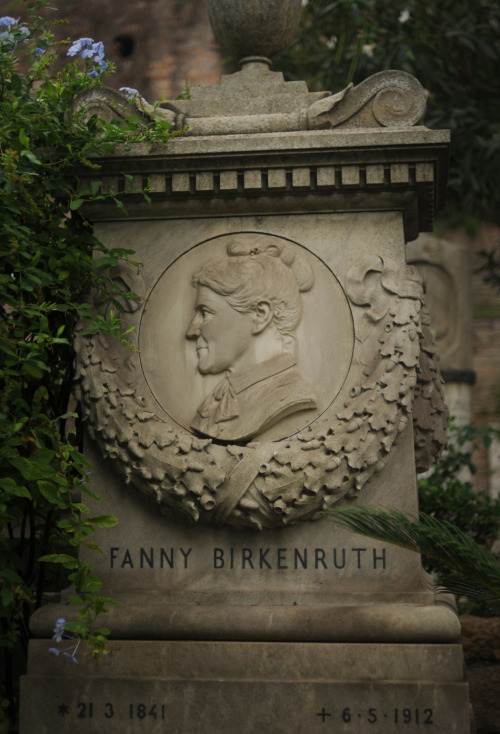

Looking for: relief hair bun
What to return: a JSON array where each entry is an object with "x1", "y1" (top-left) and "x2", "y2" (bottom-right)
[{"x1": 226, "y1": 237, "x2": 314, "y2": 293}]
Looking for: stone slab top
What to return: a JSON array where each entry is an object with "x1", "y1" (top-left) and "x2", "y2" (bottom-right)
[{"x1": 98, "y1": 127, "x2": 450, "y2": 159}]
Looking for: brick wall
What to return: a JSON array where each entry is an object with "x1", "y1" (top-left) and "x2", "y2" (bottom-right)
[{"x1": 5, "y1": 0, "x2": 223, "y2": 102}]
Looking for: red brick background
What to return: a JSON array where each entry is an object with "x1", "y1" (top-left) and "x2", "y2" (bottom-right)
[{"x1": 4, "y1": 0, "x2": 223, "y2": 101}]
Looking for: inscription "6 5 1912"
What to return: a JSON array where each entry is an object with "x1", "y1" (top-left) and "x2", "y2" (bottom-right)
[{"x1": 316, "y1": 706, "x2": 434, "y2": 725}]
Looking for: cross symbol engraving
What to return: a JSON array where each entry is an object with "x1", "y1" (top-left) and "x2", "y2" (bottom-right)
[
  {"x1": 57, "y1": 703, "x2": 70, "y2": 716},
  {"x1": 316, "y1": 707, "x2": 332, "y2": 722}
]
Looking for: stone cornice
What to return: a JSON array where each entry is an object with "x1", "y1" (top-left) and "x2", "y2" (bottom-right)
[{"x1": 80, "y1": 127, "x2": 449, "y2": 242}]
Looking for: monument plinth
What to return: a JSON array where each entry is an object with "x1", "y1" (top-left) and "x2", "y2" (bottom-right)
[{"x1": 21, "y1": 1, "x2": 471, "y2": 732}]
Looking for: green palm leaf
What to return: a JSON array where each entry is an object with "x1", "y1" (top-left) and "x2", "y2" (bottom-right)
[{"x1": 327, "y1": 505, "x2": 500, "y2": 601}]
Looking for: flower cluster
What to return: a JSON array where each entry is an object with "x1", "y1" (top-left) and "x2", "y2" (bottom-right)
[
  {"x1": 49, "y1": 618, "x2": 80, "y2": 663},
  {"x1": 0, "y1": 16, "x2": 29, "y2": 45},
  {"x1": 67, "y1": 37, "x2": 107, "y2": 76},
  {"x1": 119, "y1": 86, "x2": 148, "y2": 104}
]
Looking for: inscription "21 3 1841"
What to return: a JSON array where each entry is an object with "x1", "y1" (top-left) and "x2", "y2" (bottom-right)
[{"x1": 57, "y1": 702, "x2": 167, "y2": 720}]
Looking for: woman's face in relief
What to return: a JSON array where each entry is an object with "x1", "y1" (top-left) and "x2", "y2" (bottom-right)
[{"x1": 186, "y1": 285, "x2": 255, "y2": 375}]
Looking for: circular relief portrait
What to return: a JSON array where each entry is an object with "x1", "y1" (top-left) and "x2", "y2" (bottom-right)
[{"x1": 139, "y1": 233, "x2": 354, "y2": 442}]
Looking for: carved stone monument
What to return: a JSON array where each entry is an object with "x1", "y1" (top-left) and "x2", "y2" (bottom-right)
[
  {"x1": 407, "y1": 234, "x2": 475, "y2": 426},
  {"x1": 21, "y1": 1, "x2": 471, "y2": 732}
]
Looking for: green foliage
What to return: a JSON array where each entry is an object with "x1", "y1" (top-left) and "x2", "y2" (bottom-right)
[
  {"x1": 419, "y1": 423, "x2": 500, "y2": 557},
  {"x1": 327, "y1": 423, "x2": 500, "y2": 615},
  {"x1": 328, "y1": 504, "x2": 500, "y2": 603},
  {"x1": 476, "y1": 243, "x2": 500, "y2": 294},
  {"x1": 276, "y1": 0, "x2": 500, "y2": 224},
  {"x1": 0, "y1": 2, "x2": 177, "y2": 725},
  {"x1": 418, "y1": 422, "x2": 500, "y2": 614}
]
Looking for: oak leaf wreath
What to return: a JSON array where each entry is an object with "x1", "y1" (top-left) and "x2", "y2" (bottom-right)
[{"x1": 74, "y1": 254, "x2": 447, "y2": 530}]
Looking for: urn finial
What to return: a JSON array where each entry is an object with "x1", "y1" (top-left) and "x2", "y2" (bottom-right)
[{"x1": 206, "y1": 0, "x2": 302, "y2": 66}]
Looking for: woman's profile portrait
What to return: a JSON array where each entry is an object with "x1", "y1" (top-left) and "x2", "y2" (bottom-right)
[{"x1": 186, "y1": 237, "x2": 317, "y2": 441}]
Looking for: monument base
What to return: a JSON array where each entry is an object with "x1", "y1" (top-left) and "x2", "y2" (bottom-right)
[{"x1": 21, "y1": 639, "x2": 470, "y2": 733}]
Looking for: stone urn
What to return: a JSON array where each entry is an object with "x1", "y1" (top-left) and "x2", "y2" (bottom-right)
[{"x1": 206, "y1": 0, "x2": 302, "y2": 63}]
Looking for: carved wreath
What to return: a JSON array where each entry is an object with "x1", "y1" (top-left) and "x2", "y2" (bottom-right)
[{"x1": 74, "y1": 254, "x2": 447, "y2": 530}]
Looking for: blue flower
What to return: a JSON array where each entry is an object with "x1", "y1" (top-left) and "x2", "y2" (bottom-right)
[
  {"x1": 52, "y1": 617, "x2": 66, "y2": 642},
  {"x1": 91, "y1": 41, "x2": 104, "y2": 60},
  {"x1": 0, "y1": 30, "x2": 15, "y2": 43},
  {"x1": 0, "y1": 15, "x2": 29, "y2": 44},
  {"x1": 67, "y1": 37, "x2": 94, "y2": 57},
  {"x1": 67, "y1": 37, "x2": 108, "y2": 76},
  {"x1": 34, "y1": 47, "x2": 46, "y2": 57},
  {"x1": 87, "y1": 60, "x2": 107, "y2": 78},
  {"x1": 120, "y1": 87, "x2": 148, "y2": 104},
  {"x1": 120, "y1": 87, "x2": 139, "y2": 99},
  {"x1": 49, "y1": 619, "x2": 80, "y2": 663},
  {"x1": 0, "y1": 16, "x2": 18, "y2": 26}
]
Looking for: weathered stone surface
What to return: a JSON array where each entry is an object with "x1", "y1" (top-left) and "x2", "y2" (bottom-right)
[
  {"x1": 407, "y1": 235, "x2": 473, "y2": 373},
  {"x1": 31, "y1": 427, "x2": 461, "y2": 642},
  {"x1": 20, "y1": 5, "x2": 469, "y2": 732},
  {"x1": 71, "y1": 127, "x2": 449, "y2": 243},
  {"x1": 70, "y1": 211, "x2": 448, "y2": 530},
  {"x1": 21, "y1": 640, "x2": 470, "y2": 734},
  {"x1": 74, "y1": 66, "x2": 429, "y2": 136},
  {"x1": 407, "y1": 234, "x2": 474, "y2": 426},
  {"x1": 207, "y1": 0, "x2": 302, "y2": 61},
  {"x1": 70, "y1": 0, "x2": 430, "y2": 139}
]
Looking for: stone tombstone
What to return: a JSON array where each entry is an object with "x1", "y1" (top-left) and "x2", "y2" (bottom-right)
[
  {"x1": 21, "y1": 1, "x2": 471, "y2": 732},
  {"x1": 407, "y1": 234, "x2": 475, "y2": 427}
]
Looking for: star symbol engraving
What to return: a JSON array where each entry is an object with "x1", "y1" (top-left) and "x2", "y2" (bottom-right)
[{"x1": 58, "y1": 703, "x2": 70, "y2": 716}]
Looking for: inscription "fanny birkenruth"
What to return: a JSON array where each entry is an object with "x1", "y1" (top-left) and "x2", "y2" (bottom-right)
[{"x1": 109, "y1": 546, "x2": 387, "y2": 570}]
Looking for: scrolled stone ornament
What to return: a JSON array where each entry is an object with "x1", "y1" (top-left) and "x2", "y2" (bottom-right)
[
  {"x1": 74, "y1": 252, "x2": 447, "y2": 530},
  {"x1": 307, "y1": 70, "x2": 427, "y2": 129}
]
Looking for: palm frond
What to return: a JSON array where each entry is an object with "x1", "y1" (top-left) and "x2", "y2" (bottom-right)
[
  {"x1": 327, "y1": 505, "x2": 500, "y2": 601},
  {"x1": 435, "y1": 574, "x2": 497, "y2": 602}
]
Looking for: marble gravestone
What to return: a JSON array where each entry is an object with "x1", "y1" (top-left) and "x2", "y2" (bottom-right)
[{"x1": 21, "y1": 1, "x2": 471, "y2": 732}]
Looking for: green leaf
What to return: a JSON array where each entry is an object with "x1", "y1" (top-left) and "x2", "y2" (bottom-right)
[
  {"x1": 10, "y1": 74, "x2": 22, "y2": 95},
  {"x1": 37, "y1": 480, "x2": 64, "y2": 506},
  {"x1": 0, "y1": 568, "x2": 25, "y2": 586},
  {"x1": 23, "y1": 362, "x2": 46, "y2": 379},
  {"x1": 0, "y1": 477, "x2": 31, "y2": 499},
  {"x1": 0, "y1": 588, "x2": 13, "y2": 609},
  {"x1": 19, "y1": 129, "x2": 30, "y2": 148},
  {"x1": 38, "y1": 553, "x2": 79, "y2": 569},
  {"x1": 10, "y1": 456, "x2": 48, "y2": 481},
  {"x1": 86, "y1": 514, "x2": 118, "y2": 528},
  {"x1": 83, "y1": 542, "x2": 104, "y2": 552},
  {"x1": 90, "y1": 180, "x2": 102, "y2": 195},
  {"x1": 21, "y1": 150, "x2": 41, "y2": 166}
]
